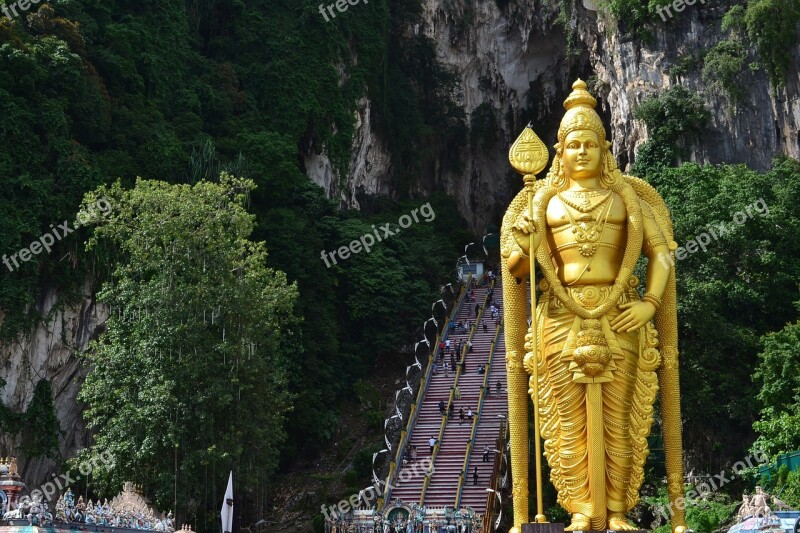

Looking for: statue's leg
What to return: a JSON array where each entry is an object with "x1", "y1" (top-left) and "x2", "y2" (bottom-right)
[
  {"x1": 540, "y1": 309, "x2": 593, "y2": 530},
  {"x1": 603, "y1": 318, "x2": 640, "y2": 531}
]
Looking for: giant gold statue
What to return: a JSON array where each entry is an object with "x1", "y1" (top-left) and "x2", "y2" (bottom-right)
[{"x1": 501, "y1": 80, "x2": 687, "y2": 533}]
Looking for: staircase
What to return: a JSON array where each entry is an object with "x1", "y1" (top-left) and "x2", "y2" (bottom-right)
[
  {"x1": 389, "y1": 279, "x2": 507, "y2": 511},
  {"x1": 457, "y1": 332, "x2": 506, "y2": 509}
]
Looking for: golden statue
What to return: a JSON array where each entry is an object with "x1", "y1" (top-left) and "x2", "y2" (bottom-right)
[{"x1": 501, "y1": 80, "x2": 687, "y2": 533}]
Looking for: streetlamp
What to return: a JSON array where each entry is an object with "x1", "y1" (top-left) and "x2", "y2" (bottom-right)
[{"x1": 485, "y1": 489, "x2": 502, "y2": 532}]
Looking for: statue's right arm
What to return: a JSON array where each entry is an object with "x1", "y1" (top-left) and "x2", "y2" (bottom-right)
[{"x1": 507, "y1": 212, "x2": 541, "y2": 279}]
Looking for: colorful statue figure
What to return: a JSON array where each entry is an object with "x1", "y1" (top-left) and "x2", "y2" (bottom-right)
[
  {"x1": 501, "y1": 80, "x2": 686, "y2": 532},
  {"x1": 751, "y1": 486, "x2": 771, "y2": 518},
  {"x1": 738, "y1": 494, "x2": 753, "y2": 521},
  {"x1": 64, "y1": 488, "x2": 74, "y2": 507}
]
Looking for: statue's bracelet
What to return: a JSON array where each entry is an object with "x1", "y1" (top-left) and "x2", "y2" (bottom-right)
[{"x1": 642, "y1": 293, "x2": 662, "y2": 311}]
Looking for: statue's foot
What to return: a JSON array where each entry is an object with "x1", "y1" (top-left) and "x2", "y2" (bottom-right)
[
  {"x1": 608, "y1": 513, "x2": 638, "y2": 531},
  {"x1": 564, "y1": 513, "x2": 591, "y2": 531}
]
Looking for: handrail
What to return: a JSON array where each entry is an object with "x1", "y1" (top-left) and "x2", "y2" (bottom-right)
[
  {"x1": 454, "y1": 316, "x2": 503, "y2": 508},
  {"x1": 378, "y1": 274, "x2": 472, "y2": 509},
  {"x1": 482, "y1": 420, "x2": 509, "y2": 533},
  {"x1": 419, "y1": 279, "x2": 496, "y2": 506}
]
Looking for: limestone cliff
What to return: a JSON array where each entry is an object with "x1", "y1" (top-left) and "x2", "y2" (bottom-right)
[
  {"x1": 310, "y1": 0, "x2": 799, "y2": 234},
  {"x1": 576, "y1": 2, "x2": 800, "y2": 170},
  {"x1": 0, "y1": 281, "x2": 107, "y2": 491}
]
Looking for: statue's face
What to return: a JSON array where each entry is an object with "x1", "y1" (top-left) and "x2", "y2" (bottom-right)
[{"x1": 562, "y1": 130, "x2": 602, "y2": 182}]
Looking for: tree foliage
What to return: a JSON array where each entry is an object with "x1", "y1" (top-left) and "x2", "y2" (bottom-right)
[
  {"x1": 641, "y1": 158, "x2": 800, "y2": 469},
  {"x1": 702, "y1": 40, "x2": 748, "y2": 101},
  {"x1": 20, "y1": 380, "x2": 62, "y2": 460},
  {"x1": 741, "y1": 0, "x2": 800, "y2": 86},
  {"x1": 633, "y1": 86, "x2": 711, "y2": 173},
  {"x1": 752, "y1": 319, "x2": 800, "y2": 458},
  {"x1": 644, "y1": 486, "x2": 737, "y2": 533},
  {"x1": 77, "y1": 175, "x2": 299, "y2": 523},
  {"x1": 0, "y1": 378, "x2": 61, "y2": 459},
  {"x1": 0, "y1": 0, "x2": 465, "y2": 333},
  {"x1": 0, "y1": 0, "x2": 471, "y2": 485}
]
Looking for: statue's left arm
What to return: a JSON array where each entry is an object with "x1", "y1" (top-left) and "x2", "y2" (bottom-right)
[
  {"x1": 641, "y1": 200, "x2": 673, "y2": 300},
  {"x1": 612, "y1": 202, "x2": 672, "y2": 332},
  {"x1": 623, "y1": 178, "x2": 687, "y2": 533}
]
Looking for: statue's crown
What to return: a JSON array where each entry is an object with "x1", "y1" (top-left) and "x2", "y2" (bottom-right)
[
  {"x1": 558, "y1": 79, "x2": 606, "y2": 144},
  {"x1": 563, "y1": 79, "x2": 597, "y2": 110}
]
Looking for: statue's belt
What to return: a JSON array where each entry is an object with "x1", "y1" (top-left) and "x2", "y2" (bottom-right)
[
  {"x1": 545, "y1": 283, "x2": 636, "y2": 311},
  {"x1": 534, "y1": 283, "x2": 647, "y2": 383}
]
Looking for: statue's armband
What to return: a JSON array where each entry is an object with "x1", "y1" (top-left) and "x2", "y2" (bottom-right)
[{"x1": 641, "y1": 202, "x2": 668, "y2": 256}]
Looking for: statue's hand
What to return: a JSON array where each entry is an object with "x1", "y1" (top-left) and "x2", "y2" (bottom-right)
[
  {"x1": 512, "y1": 212, "x2": 540, "y2": 254},
  {"x1": 611, "y1": 301, "x2": 656, "y2": 332}
]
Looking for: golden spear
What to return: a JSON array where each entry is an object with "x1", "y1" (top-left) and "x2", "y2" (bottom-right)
[{"x1": 508, "y1": 124, "x2": 550, "y2": 527}]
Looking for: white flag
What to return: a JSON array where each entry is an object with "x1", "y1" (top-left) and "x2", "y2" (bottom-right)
[{"x1": 221, "y1": 471, "x2": 233, "y2": 533}]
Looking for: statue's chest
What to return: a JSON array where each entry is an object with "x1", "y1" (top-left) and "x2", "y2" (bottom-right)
[
  {"x1": 545, "y1": 194, "x2": 628, "y2": 253},
  {"x1": 546, "y1": 194, "x2": 627, "y2": 229}
]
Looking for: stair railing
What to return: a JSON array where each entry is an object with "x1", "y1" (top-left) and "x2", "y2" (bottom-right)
[
  {"x1": 482, "y1": 419, "x2": 509, "y2": 533},
  {"x1": 378, "y1": 274, "x2": 471, "y2": 510},
  {"x1": 418, "y1": 279, "x2": 495, "y2": 506}
]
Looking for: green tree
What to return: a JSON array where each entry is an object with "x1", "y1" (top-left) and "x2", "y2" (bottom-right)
[
  {"x1": 645, "y1": 158, "x2": 800, "y2": 469},
  {"x1": 643, "y1": 486, "x2": 737, "y2": 533},
  {"x1": 752, "y1": 319, "x2": 800, "y2": 458},
  {"x1": 742, "y1": 0, "x2": 800, "y2": 86},
  {"x1": 702, "y1": 40, "x2": 748, "y2": 101},
  {"x1": 633, "y1": 86, "x2": 710, "y2": 173},
  {"x1": 77, "y1": 175, "x2": 299, "y2": 522},
  {"x1": 20, "y1": 380, "x2": 61, "y2": 460},
  {"x1": 0, "y1": 379, "x2": 23, "y2": 453},
  {"x1": 0, "y1": 0, "x2": 473, "y2": 512}
]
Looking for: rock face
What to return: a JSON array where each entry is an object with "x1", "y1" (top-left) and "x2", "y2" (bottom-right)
[
  {"x1": 577, "y1": 4, "x2": 800, "y2": 170},
  {"x1": 0, "y1": 280, "x2": 108, "y2": 492},
  {"x1": 306, "y1": 0, "x2": 799, "y2": 233},
  {"x1": 305, "y1": 97, "x2": 393, "y2": 210},
  {"x1": 417, "y1": 0, "x2": 577, "y2": 236}
]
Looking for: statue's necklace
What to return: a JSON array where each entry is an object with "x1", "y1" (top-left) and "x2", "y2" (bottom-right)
[
  {"x1": 558, "y1": 189, "x2": 613, "y2": 213},
  {"x1": 557, "y1": 192, "x2": 614, "y2": 258},
  {"x1": 534, "y1": 181, "x2": 644, "y2": 320}
]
